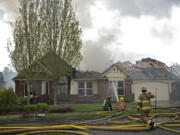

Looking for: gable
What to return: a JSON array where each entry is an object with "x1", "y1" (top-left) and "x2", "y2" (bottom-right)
[
  {"x1": 14, "y1": 52, "x2": 72, "y2": 80},
  {"x1": 102, "y1": 64, "x2": 130, "y2": 80}
]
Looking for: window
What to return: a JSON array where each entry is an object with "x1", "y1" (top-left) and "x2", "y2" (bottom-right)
[
  {"x1": 117, "y1": 81, "x2": 124, "y2": 95},
  {"x1": 108, "y1": 81, "x2": 124, "y2": 96},
  {"x1": 86, "y1": 82, "x2": 93, "y2": 96},
  {"x1": 78, "y1": 81, "x2": 93, "y2": 96},
  {"x1": 46, "y1": 82, "x2": 49, "y2": 95},
  {"x1": 24, "y1": 83, "x2": 28, "y2": 97}
]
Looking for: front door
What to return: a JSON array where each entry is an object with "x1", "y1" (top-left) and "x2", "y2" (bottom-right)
[{"x1": 57, "y1": 84, "x2": 69, "y2": 102}]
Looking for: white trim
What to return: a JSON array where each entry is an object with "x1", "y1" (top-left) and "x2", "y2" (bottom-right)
[
  {"x1": 101, "y1": 63, "x2": 130, "y2": 78},
  {"x1": 41, "y1": 81, "x2": 46, "y2": 95},
  {"x1": 46, "y1": 82, "x2": 49, "y2": 95},
  {"x1": 117, "y1": 80, "x2": 125, "y2": 96}
]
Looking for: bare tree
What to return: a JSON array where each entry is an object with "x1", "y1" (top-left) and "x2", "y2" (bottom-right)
[{"x1": 8, "y1": 0, "x2": 82, "y2": 105}]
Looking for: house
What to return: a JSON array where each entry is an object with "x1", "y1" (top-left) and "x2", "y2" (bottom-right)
[
  {"x1": 70, "y1": 58, "x2": 177, "y2": 102},
  {"x1": 14, "y1": 57, "x2": 178, "y2": 103},
  {"x1": 0, "y1": 72, "x2": 5, "y2": 90},
  {"x1": 70, "y1": 63, "x2": 133, "y2": 103},
  {"x1": 14, "y1": 52, "x2": 73, "y2": 102}
]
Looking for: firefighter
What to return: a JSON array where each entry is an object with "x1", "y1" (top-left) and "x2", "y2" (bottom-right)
[
  {"x1": 103, "y1": 96, "x2": 112, "y2": 111},
  {"x1": 29, "y1": 85, "x2": 35, "y2": 104},
  {"x1": 116, "y1": 97, "x2": 126, "y2": 112},
  {"x1": 137, "y1": 86, "x2": 155, "y2": 129}
]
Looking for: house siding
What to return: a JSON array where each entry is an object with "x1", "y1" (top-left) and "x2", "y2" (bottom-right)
[
  {"x1": 15, "y1": 81, "x2": 24, "y2": 97},
  {"x1": 97, "y1": 79, "x2": 109, "y2": 97},
  {"x1": 125, "y1": 79, "x2": 133, "y2": 98},
  {"x1": 172, "y1": 81, "x2": 180, "y2": 101}
]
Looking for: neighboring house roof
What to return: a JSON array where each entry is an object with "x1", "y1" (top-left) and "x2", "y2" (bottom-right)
[
  {"x1": 0, "y1": 72, "x2": 5, "y2": 82},
  {"x1": 13, "y1": 72, "x2": 50, "y2": 80},
  {"x1": 74, "y1": 71, "x2": 101, "y2": 79},
  {"x1": 128, "y1": 67, "x2": 178, "y2": 80},
  {"x1": 14, "y1": 52, "x2": 72, "y2": 81},
  {"x1": 0, "y1": 72, "x2": 5, "y2": 90}
]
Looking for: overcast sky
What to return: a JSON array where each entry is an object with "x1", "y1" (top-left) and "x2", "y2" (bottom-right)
[{"x1": 0, "y1": 0, "x2": 180, "y2": 72}]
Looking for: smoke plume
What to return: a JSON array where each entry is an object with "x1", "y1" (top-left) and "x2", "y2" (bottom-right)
[
  {"x1": 103, "y1": 0, "x2": 180, "y2": 18},
  {"x1": 0, "y1": 0, "x2": 19, "y2": 22},
  {"x1": 1, "y1": 0, "x2": 180, "y2": 72}
]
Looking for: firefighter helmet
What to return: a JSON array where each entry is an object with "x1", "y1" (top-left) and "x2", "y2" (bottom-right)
[
  {"x1": 141, "y1": 86, "x2": 147, "y2": 92},
  {"x1": 120, "y1": 97, "x2": 124, "y2": 102}
]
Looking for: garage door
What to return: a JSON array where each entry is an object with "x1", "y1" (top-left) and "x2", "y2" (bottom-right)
[{"x1": 133, "y1": 81, "x2": 169, "y2": 101}]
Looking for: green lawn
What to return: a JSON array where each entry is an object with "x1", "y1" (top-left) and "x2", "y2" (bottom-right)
[
  {"x1": 0, "y1": 117, "x2": 19, "y2": 121},
  {"x1": 0, "y1": 102, "x2": 175, "y2": 121},
  {"x1": 69, "y1": 102, "x2": 137, "y2": 112}
]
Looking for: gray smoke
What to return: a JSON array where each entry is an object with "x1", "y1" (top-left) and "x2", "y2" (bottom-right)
[
  {"x1": 80, "y1": 28, "x2": 120, "y2": 72},
  {"x1": 3, "y1": 66, "x2": 17, "y2": 90},
  {"x1": 151, "y1": 25, "x2": 174, "y2": 44},
  {"x1": 81, "y1": 40, "x2": 112, "y2": 72},
  {"x1": 1, "y1": 0, "x2": 180, "y2": 72},
  {"x1": 0, "y1": 10, "x2": 4, "y2": 20},
  {"x1": 75, "y1": 0, "x2": 95, "y2": 28},
  {"x1": 0, "y1": 0, "x2": 19, "y2": 22},
  {"x1": 103, "y1": 0, "x2": 180, "y2": 18}
]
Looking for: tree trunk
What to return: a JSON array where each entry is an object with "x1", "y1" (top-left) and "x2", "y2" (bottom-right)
[
  {"x1": 53, "y1": 81, "x2": 58, "y2": 106},
  {"x1": 26, "y1": 81, "x2": 30, "y2": 105}
]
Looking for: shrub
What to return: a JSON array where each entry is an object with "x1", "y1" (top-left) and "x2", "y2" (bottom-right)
[
  {"x1": 0, "y1": 88, "x2": 18, "y2": 106},
  {"x1": 11, "y1": 105, "x2": 24, "y2": 112},
  {"x1": 18, "y1": 97, "x2": 27, "y2": 105},
  {"x1": 24, "y1": 105, "x2": 37, "y2": 113},
  {"x1": 0, "y1": 105, "x2": 12, "y2": 113},
  {"x1": 36, "y1": 103, "x2": 49, "y2": 112},
  {"x1": 49, "y1": 105, "x2": 74, "y2": 113},
  {"x1": 34, "y1": 94, "x2": 53, "y2": 104},
  {"x1": 0, "y1": 105, "x2": 24, "y2": 114}
]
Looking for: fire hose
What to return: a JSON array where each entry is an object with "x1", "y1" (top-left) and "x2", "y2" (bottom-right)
[{"x1": 0, "y1": 111, "x2": 180, "y2": 134}]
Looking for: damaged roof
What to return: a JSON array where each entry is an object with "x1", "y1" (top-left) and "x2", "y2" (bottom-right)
[
  {"x1": 75, "y1": 58, "x2": 178, "y2": 80},
  {"x1": 128, "y1": 67, "x2": 178, "y2": 80}
]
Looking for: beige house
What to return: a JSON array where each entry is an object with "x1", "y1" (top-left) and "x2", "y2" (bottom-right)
[
  {"x1": 69, "y1": 63, "x2": 133, "y2": 103},
  {"x1": 69, "y1": 62, "x2": 177, "y2": 102}
]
